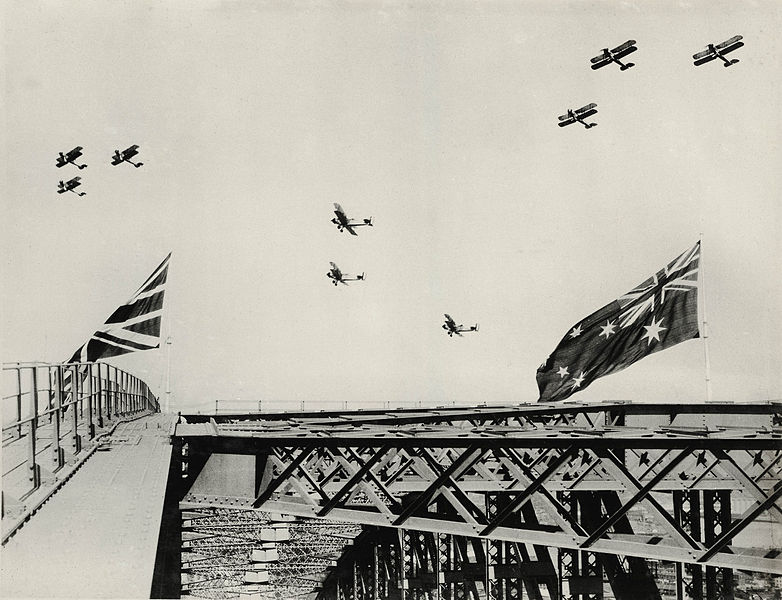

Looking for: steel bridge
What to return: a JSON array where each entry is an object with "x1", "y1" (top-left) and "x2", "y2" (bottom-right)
[{"x1": 2, "y1": 362, "x2": 781, "y2": 599}]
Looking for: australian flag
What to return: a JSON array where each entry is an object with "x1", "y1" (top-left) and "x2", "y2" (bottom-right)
[{"x1": 537, "y1": 242, "x2": 700, "y2": 402}]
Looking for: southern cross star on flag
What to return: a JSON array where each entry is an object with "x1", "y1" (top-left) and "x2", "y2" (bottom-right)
[{"x1": 536, "y1": 242, "x2": 701, "y2": 402}]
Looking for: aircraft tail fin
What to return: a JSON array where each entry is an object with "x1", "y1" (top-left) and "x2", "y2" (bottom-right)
[{"x1": 364, "y1": 218, "x2": 373, "y2": 226}]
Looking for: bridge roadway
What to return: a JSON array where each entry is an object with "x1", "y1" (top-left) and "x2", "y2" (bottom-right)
[{"x1": 1, "y1": 413, "x2": 175, "y2": 599}]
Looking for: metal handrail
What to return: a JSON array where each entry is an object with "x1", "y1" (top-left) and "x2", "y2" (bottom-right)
[{"x1": 1, "y1": 361, "x2": 160, "y2": 507}]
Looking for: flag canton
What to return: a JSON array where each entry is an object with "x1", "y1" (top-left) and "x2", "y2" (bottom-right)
[{"x1": 537, "y1": 243, "x2": 700, "y2": 402}]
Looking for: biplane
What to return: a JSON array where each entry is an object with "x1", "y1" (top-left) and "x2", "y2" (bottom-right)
[
  {"x1": 590, "y1": 40, "x2": 637, "y2": 71},
  {"x1": 327, "y1": 262, "x2": 365, "y2": 286},
  {"x1": 111, "y1": 145, "x2": 144, "y2": 167},
  {"x1": 693, "y1": 35, "x2": 743, "y2": 67},
  {"x1": 56, "y1": 146, "x2": 87, "y2": 169},
  {"x1": 332, "y1": 203, "x2": 373, "y2": 236},
  {"x1": 57, "y1": 177, "x2": 86, "y2": 196},
  {"x1": 557, "y1": 104, "x2": 598, "y2": 129},
  {"x1": 442, "y1": 314, "x2": 479, "y2": 337}
]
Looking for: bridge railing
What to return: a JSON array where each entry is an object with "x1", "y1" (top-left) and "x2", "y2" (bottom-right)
[{"x1": 2, "y1": 361, "x2": 159, "y2": 507}]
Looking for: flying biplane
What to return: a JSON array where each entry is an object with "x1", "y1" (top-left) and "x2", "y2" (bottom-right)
[
  {"x1": 327, "y1": 262, "x2": 365, "y2": 286},
  {"x1": 56, "y1": 146, "x2": 87, "y2": 169},
  {"x1": 442, "y1": 314, "x2": 479, "y2": 337},
  {"x1": 57, "y1": 177, "x2": 86, "y2": 196},
  {"x1": 557, "y1": 104, "x2": 598, "y2": 129},
  {"x1": 693, "y1": 36, "x2": 743, "y2": 67},
  {"x1": 331, "y1": 203, "x2": 373, "y2": 236},
  {"x1": 590, "y1": 40, "x2": 637, "y2": 71},
  {"x1": 111, "y1": 145, "x2": 144, "y2": 168}
]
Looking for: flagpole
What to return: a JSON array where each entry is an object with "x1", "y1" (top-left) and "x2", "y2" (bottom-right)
[
  {"x1": 164, "y1": 252, "x2": 173, "y2": 413},
  {"x1": 699, "y1": 234, "x2": 713, "y2": 403},
  {"x1": 165, "y1": 336, "x2": 172, "y2": 413}
]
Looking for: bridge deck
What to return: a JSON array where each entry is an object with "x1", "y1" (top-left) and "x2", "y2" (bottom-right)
[{"x1": 1, "y1": 414, "x2": 174, "y2": 599}]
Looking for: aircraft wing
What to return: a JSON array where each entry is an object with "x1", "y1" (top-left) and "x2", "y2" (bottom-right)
[
  {"x1": 720, "y1": 40, "x2": 744, "y2": 55},
  {"x1": 575, "y1": 103, "x2": 597, "y2": 114},
  {"x1": 612, "y1": 44, "x2": 637, "y2": 60},
  {"x1": 579, "y1": 108, "x2": 598, "y2": 120},
  {"x1": 611, "y1": 40, "x2": 636, "y2": 54},
  {"x1": 56, "y1": 156, "x2": 67, "y2": 167},
  {"x1": 557, "y1": 118, "x2": 575, "y2": 127},
  {"x1": 344, "y1": 224, "x2": 358, "y2": 236},
  {"x1": 693, "y1": 54, "x2": 717, "y2": 66},
  {"x1": 590, "y1": 50, "x2": 610, "y2": 64},
  {"x1": 123, "y1": 147, "x2": 139, "y2": 159},
  {"x1": 68, "y1": 147, "x2": 83, "y2": 159},
  {"x1": 692, "y1": 46, "x2": 715, "y2": 60},
  {"x1": 716, "y1": 35, "x2": 742, "y2": 50},
  {"x1": 444, "y1": 314, "x2": 455, "y2": 326}
]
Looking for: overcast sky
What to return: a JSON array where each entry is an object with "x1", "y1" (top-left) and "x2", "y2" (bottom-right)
[{"x1": 2, "y1": 1, "x2": 780, "y2": 413}]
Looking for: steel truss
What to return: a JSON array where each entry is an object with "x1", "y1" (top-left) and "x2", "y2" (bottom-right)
[{"x1": 171, "y1": 402, "x2": 781, "y2": 598}]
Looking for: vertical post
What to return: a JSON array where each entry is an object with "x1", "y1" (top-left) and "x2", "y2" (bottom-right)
[
  {"x1": 28, "y1": 366, "x2": 40, "y2": 490},
  {"x1": 104, "y1": 363, "x2": 112, "y2": 422},
  {"x1": 699, "y1": 235, "x2": 713, "y2": 403},
  {"x1": 165, "y1": 335, "x2": 172, "y2": 413},
  {"x1": 47, "y1": 364, "x2": 54, "y2": 423},
  {"x1": 119, "y1": 368, "x2": 126, "y2": 415},
  {"x1": 52, "y1": 366, "x2": 64, "y2": 470},
  {"x1": 71, "y1": 364, "x2": 81, "y2": 454},
  {"x1": 96, "y1": 362, "x2": 104, "y2": 427},
  {"x1": 372, "y1": 540, "x2": 380, "y2": 600},
  {"x1": 674, "y1": 490, "x2": 703, "y2": 600},
  {"x1": 86, "y1": 363, "x2": 95, "y2": 438},
  {"x1": 120, "y1": 369, "x2": 126, "y2": 415},
  {"x1": 15, "y1": 364, "x2": 23, "y2": 439}
]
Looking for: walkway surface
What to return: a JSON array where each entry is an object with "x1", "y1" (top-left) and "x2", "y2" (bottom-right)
[{"x1": 1, "y1": 413, "x2": 174, "y2": 599}]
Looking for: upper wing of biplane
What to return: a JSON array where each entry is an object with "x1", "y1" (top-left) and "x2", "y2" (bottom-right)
[
  {"x1": 122, "y1": 145, "x2": 139, "y2": 158},
  {"x1": 692, "y1": 47, "x2": 715, "y2": 62},
  {"x1": 333, "y1": 203, "x2": 350, "y2": 225},
  {"x1": 590, "y1": 49, "x2": 610, "y2": 65},
  {"x1": 444, "y1": 314, "x2": 456, "y2": 326},
  {"x1": 716, "y1": 35, "x2": 743, "y2": 51},
  {"x1": 611, "y1": 40, "x2": 637, "y2": 59},
  {"x1": 575, "y1": 103, "x2": 597, "y2": 116}
]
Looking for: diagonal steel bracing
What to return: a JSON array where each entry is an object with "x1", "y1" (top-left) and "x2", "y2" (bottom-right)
[{"x1": 175, "y1": 402, "x2": 782, "y2": 579}]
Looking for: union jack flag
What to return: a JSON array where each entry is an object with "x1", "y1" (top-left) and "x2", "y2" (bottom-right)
[
  {"x1": 537, "y1": 242, "x2": 700, "y2": 402},
  {"x1": 68, "y1": 253, "x2": 171, "y2": 363}
]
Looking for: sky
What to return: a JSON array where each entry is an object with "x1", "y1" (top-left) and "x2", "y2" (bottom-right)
[{"x1": 2, "y1": 0, "x2": 780, "y2": 414}]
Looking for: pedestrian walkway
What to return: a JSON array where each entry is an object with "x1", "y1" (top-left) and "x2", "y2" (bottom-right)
[{"x1": 1, "y1": 413, "x2": 175, "y2": 599}]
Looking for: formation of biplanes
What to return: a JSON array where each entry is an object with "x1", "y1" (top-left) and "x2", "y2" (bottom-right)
[
  {"x1": 52, "y1": 34, "x2": 745, "y2": 334},
  {"x1": 55, "y1": 145, "x2": 143, "y2": 196},
  {"x1": 327, "y1": 203, "x2": 476, "y2": 338},
  {"x1": 558, "y1": 35, "x2": 743, "y2": 129}
]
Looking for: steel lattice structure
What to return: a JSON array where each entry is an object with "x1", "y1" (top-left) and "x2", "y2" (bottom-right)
[{"x1": 167, "y1": 402, "x2": 782, "y2": 599}]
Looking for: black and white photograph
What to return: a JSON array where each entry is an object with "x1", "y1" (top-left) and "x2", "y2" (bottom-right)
[{"x1": 1, "y1": 1, "x2": 780, "y2": 598}]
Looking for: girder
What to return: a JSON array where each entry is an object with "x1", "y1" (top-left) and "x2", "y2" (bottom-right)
[
  {"x1": 174, "y1": 417, "x2": 781, "y2": 576},
  {"x1": 168, "y1": 403, "x2": 781, "y2": 599}
]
